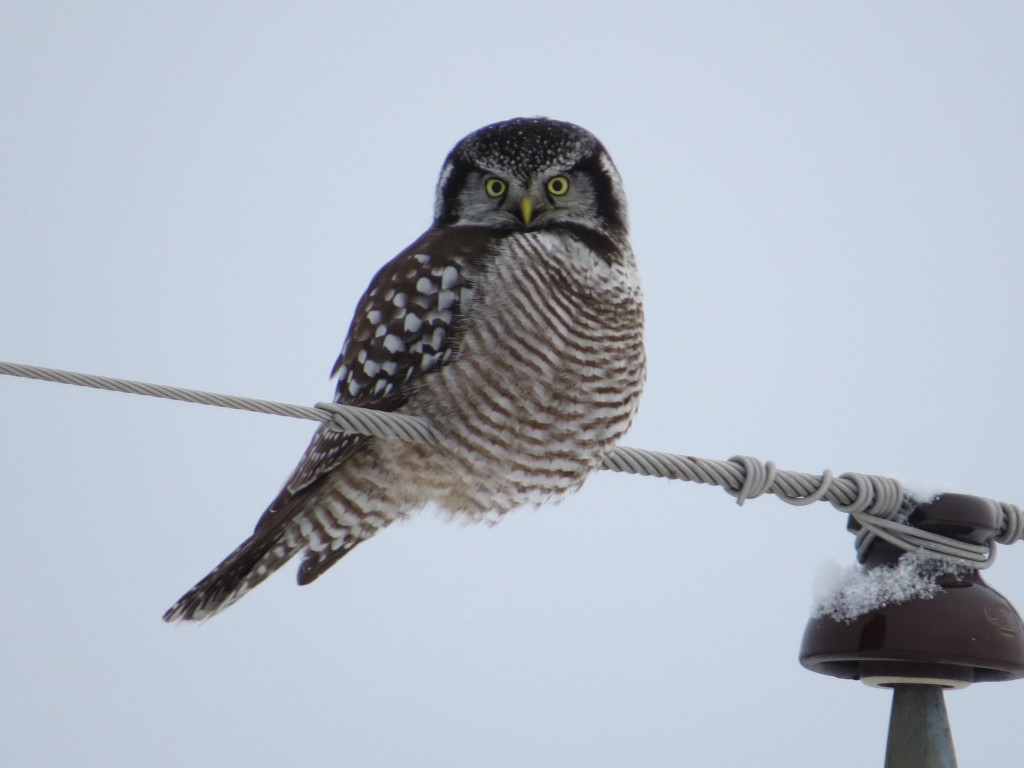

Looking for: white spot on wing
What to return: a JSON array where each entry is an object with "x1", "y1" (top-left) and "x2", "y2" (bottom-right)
[
  {"x1": 383, "y1": 334, "x2": 406, "y2": 353},
  {"x1": 441, "y1": 265, "x2": 458, "y2": 289},
  {"x1": 430, "y1": 327, "x2": 445, "y2": 350}
]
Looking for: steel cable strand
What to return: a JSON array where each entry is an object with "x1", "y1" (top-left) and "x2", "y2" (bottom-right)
[{"x1": 1, "y1": 359, "x2": 1020, "y2": 564}]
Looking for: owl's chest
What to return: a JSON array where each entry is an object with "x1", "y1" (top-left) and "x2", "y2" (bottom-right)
[
  {"x1": 396, "y1": 231, "x2": 644, "y2": 514},
  {"x1": 478, "y1": 233, "x2": 631, "y2": 353},
  {"x1": 423, "y1": 231, "x2": 644, "y2": 425}
]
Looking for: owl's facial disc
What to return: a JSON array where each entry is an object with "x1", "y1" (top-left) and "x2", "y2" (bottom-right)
[{"x1": 471, "y1": 169, "x2": 590, "y2": 231}]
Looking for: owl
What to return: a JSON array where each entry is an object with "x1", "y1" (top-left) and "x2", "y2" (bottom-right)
[{"x1": 164, "y1": 117, "x2": 646, "y2": 621}]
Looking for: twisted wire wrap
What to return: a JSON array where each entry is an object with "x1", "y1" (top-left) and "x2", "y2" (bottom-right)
[
  {"x1": 3, "y1": 360, "x2": 1023, "y2": 566},
  {"x1": 315, "y1": 401, "x2": 442, "y2": 444}
]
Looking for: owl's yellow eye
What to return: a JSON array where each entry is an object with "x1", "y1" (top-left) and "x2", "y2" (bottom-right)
[
  {"x1": 484, "y1": 178, "x2": 507, "y2": 198},
  {"x1": 546, "y1": 175, "x2": 570, "y2": 196}
]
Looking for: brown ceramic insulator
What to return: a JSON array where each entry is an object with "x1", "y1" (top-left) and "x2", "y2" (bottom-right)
[{"x1": 800, "y1": 494, "x2": 1024, "y2": 687}]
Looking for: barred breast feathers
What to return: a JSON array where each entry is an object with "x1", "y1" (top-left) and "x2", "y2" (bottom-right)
[{"x1": 393, "y1": 227, "x2": 645, "y2": 520}]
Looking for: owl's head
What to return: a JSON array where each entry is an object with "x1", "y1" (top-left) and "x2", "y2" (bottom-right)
[{"x1": 434, "y1": 117, "x2": 628, "y2": 241}]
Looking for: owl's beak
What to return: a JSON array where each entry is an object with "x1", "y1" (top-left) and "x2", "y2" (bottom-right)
[{"x1": 519, "y1": 196, "x2": 534, "y2": 227}]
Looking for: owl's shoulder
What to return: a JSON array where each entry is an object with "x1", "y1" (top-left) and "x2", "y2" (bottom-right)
[{"x1": 330, "y1": 225, "x2": 507, "y2": 406}]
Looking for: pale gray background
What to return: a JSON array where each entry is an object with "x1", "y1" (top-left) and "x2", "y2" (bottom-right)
[{"x1": 2, "y1": 2, "x2": 1022, "y2": 766}]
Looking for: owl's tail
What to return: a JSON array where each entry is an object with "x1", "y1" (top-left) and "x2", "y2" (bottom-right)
[
  {"x1": 162, "y1": 515, "x2": 304, "y2": 622},
  {"x1": 163, "y1": 431, "x2": 390, "y2": 621},
  {"x1": 162, "y1": 483, "x2": 372, "y2": 622}
]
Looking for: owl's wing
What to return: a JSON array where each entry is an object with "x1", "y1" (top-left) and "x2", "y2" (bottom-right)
[
  {"x1": 251, "y1": 225, "x2": 499, "y2": 568},
  {"x1": 162, "y1": 226, "x2": 498, "y2": 621},
  {"x1": 273, "y1": 225, "x2": 498, "y2": 504}
]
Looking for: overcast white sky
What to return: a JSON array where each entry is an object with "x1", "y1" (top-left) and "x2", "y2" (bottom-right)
[{"x1": 2, "y1": 3, "x2": 1023, "y2": 766}]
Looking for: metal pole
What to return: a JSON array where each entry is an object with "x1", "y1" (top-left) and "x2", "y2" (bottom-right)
[{"x1": 884, "y1": 684, "x2": 957, "y2": 768}]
